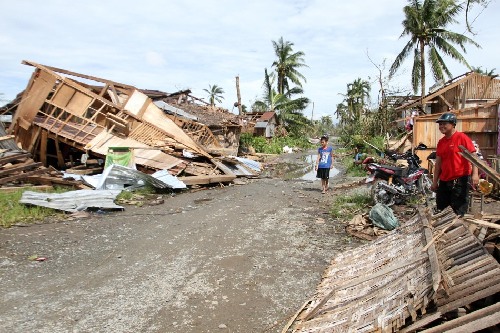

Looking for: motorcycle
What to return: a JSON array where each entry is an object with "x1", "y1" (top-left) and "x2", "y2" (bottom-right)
[{"x1": 363, "y1": 143, "x2": 433, "y2": 206}]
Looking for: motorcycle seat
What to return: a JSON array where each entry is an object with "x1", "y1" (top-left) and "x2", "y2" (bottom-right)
[{"x1": 378, "y1": 165, "x2": 404, "y2": 175}]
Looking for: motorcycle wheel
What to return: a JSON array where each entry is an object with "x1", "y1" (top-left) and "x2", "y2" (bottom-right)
[
  {"x1": 371, "y1": 179, "x2": 395, "y2": 206},
  {"x1": 417, "y1": 174, "x2": 435, "y2": 202}
]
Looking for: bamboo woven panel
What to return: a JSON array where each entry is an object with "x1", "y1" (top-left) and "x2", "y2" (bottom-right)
[
  {"x1": 286, "y1": 216, "x2": 434, "y2": 333},
  {"x1": 285, "y1": 207, "x2": 500, "y2": 333}
]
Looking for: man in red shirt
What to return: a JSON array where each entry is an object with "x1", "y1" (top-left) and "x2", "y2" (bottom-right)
[{"x1": 430, "y1": 113, "x2": 479, "y2": 216}]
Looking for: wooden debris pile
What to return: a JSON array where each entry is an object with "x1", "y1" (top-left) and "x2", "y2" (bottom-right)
[
  {"x1": 283, "y1": 207, "x2": 500, "y2": 332},
  {"x1": 3, "y1": 61, "x2": 258, "y2": 188}
]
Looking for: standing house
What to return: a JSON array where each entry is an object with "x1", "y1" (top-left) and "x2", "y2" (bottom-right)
[
  {"x1": 396, "y1": 72, "x2": 500, "y2": 168},
  {"x1": 253, "y1": 111, "x2": 277, "y2": 138}
]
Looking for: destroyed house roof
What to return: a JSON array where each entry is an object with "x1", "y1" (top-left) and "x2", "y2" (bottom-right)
[
  {"x1": 257, "y1": 111, "x2": 276, "y2": 122},
  {"x1": 154, "y1": 100, "x2": 198, "y2": 121},
  {"x1": 396, "y1": 72, "x2": 500, "y2": 110},
  {"x1": 142, "y1": 89, "x2": 240, "y2": 127}
]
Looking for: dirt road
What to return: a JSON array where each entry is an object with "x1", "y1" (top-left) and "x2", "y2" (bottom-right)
[{"x1": 0, "y1": 153, "x2": 362, "y2": 333}]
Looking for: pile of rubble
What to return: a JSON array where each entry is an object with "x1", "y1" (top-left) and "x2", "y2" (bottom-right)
[{"x1": 0, "y1": 60, "x2": 263, "y2": 211}]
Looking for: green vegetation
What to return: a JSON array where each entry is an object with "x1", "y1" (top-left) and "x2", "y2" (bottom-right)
[
  {"x1": 389, "y1": 0, "x2": 480, "y2": 94},
  {"x1": 239, "y1": 133, "x2": 313, "y2": 154},
  {"x1": 0, "y1": 188, "x2": 66, "y2": 227},
  {"x1": 330, "y1": 192, "x2": 372, "y2": 220}
]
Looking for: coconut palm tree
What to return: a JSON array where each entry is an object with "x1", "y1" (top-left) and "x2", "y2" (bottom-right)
[
  {"x1": 253, "y1": 69, "x2": 310, "y2": 134},
  {"x1": 271, "y1": 37, "x2": 308, "y2": 95},
  {"x1": 203, "y1": 84, "x2": 225, "y2": 108},
  {"x1": 389, "y1": 0, "x2": 480, "y2": 95},
  {"x1": 472, "y1": 66, "x2": 498, "y2": 78}
]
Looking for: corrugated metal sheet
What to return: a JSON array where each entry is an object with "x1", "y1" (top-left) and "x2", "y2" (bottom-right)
[
  {"x1": 154, "y1": 100, "x2": 198, "y2": 121},
  {"x1": 20, "y1": 189, "x2": 123, "y2": 212},
  {"x1": 95, "y1": 164, "x2": 183, "y2": 190}
]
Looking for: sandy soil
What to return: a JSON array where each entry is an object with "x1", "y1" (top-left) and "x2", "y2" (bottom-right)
[{"x1": 0, "y1": 151, "x2": 365, "y2": 333}]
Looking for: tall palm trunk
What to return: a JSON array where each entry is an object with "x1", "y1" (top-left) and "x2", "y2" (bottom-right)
[{"x1": 420, "y1": 38, "x2": 426, "y2": 96}]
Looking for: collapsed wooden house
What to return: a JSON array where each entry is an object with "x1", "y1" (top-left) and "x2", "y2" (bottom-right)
[
  {"x1": 142, "y1": 89, "x2": 242, "y2": 156},
  {"x1": 283, "y1": 207, "x2": 500, "y2": 332},
  {"x1": 4, "y1": 61, "x2": 250, "y2": 185},
  {"x1": 396, "y1": 72, "x2": 500, "y2": 168}
]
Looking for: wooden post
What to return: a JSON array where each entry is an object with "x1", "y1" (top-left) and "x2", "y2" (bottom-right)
[
  {"x1": 54, "y1": 138, "x2": 65, "y2": 168},
  {"x1": 236, "y1": 76, "x2": 243, "y2": 115},
  {"x1": 40, "y1": 130, "x2": 48, "y2": 167}
]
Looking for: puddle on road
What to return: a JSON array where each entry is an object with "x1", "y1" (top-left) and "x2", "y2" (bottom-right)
[{"x1": 297, "y1": 154, "x2": 340, "y2": 181}]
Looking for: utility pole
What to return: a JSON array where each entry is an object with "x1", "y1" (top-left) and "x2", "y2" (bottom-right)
[
  {"x1": 311, "y1": 102, "x2": 314, "y2": 122},
  {"x1": 235, "y1": 75, "x2": 243, "y2": 115}
]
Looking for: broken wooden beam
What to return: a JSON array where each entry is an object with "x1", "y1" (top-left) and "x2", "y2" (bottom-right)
[
  {"x1": 178, "y1": 174, "x2": 236, "y2": 185},
  {"x1": 420, "y1": 302, "x2": 500, "y2": 333}
]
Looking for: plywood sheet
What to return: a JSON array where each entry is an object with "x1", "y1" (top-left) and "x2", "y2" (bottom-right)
[
  {"x1": 124, "y1": 90, "x2": 149, "y2": 117},
  {"x1": 141, "y1": 100, "x2": 211, "y2": 157},
  {"x1": 52, "y1": 84, "x2": 76, "y2": 107},
  {"x1": 87, "y1": 131, "x2": 183, "y2": 170},
  {"x1": 15, "y1": 70, "x2": 57, "y2": 124},
  {"x1": 66, "y1": 91, "x2": 93, "y2": 117}
]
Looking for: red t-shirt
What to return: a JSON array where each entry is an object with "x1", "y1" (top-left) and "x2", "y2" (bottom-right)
[{"x1": 436, "y1": 131, "x2": 476, "y2": 181}]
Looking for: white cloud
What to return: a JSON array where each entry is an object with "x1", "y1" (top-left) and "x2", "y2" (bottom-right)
[{"x1": 0, "y1": 0, "x2": 498, "y2": 121}]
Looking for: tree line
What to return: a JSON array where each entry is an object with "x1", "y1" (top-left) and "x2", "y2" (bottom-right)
[{"x1": 204, "y1": 0, "x2": 490, "y2": 147}]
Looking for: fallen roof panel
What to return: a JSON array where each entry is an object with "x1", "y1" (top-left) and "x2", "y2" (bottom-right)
[{"x1": 20, "y1": 189, "x2": 123, "y2": 212}]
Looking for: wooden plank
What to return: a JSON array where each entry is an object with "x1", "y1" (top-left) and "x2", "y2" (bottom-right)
[
  {"x1": 54, "y1": 139, "x2": 65, "y2": 168},
  {"x1": 0, "y1": 135, "x2": 15, "y2": 142},
  {"x1": 459, "y1": 146, "x2": 500, "y2": 185},
  {"x1": 39, "y1": 130, "x2": 48, "y2": 166},
  {"x1": 178, "y1": 174, "x2": 236, "y2": 185},
  {"x1": 0, "y1": 153, "x2": 30, "y2": 165},
  {"x1": 399, "y1": 312, "x2": 442, "y2": 333},
  {"x1": 464, "y1": 218, "x2": 500, "y2": 230},
  {"x1": 419, "y1": 208, "x2": 442, "y2": 293},
  {"x1": 0, "y1": 185, "x2": 53, "y2": 193},
  {"x1": 0, "y1": 161, "x2": 42, "y2": 177},
  {"x1": 23, "y1": 61, "x2": 135, "y2": 89},
  {"x1": 0, "y1": 168, "x2": 46, "y2": 185},
  {"x1": 438, "y1": 282, "x2": 500, "y2": 314},
  {"x1": 25, "y1": 175, "x2": 82, "y2": 187},
  {"x1": 421, "y1": 302, "x2": 500, "y2": 333}
]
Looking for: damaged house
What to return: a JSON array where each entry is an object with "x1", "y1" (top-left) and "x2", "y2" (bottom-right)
[
  {"x1": 396, "y1": 72, "x2": 500, "y2": 169},
  {"x1": 142, "y1": 89, "x2": 242, "y2": 156},
  {"x1": 2, "y1": 61, "x2": 256, "y2": 187}
]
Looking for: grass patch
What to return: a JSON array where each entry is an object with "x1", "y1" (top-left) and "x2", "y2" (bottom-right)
[
  {"x1": 0, "y1": 187, "x2": 67, "y2": 228},
  {"x1": 330, "y1": 192, "x2": 372, "y2": 220},
  {"x1": 339, "y1": 155, "x2": 368, "y2": 177}
]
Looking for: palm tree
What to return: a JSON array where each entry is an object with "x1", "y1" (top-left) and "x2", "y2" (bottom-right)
[
  {"x1": 253, "y1": 69, "x2": 310, "y2": 134},
  {"x1": 271, "y1": 37, "x2": 308, "y2": 95},
  {"x1": 472, "y1": 66, "x2": 498, "y2": 78},
  {"x1": 389, "y1": 0, "x2": 480, "y2": 95},
  {"x1": 203, "y1": 84, "x2": 225, "y2": 108}
]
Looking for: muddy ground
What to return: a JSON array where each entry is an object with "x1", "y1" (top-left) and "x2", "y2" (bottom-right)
[{"x1": 0, "y1": 151, "x2": 366, "y2": 333}]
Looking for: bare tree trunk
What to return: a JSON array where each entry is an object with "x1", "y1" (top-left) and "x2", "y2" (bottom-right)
[
  {"x1": 235, "y1": 76, "x2": 243, "y2": 115},
  {"x1": 420, "y1": 39, "x2": 426, "y2": 99}
]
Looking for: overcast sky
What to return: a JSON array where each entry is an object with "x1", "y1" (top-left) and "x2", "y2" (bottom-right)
[{"x1": 1, "y1": 0, "x2": 498, "y2": 120}]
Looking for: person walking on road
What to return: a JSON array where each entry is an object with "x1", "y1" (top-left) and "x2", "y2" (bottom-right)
[
  {"x1": 315, "y1": 135, "x2": 335, "y2": 194},
  {"x1": 430, "y1": 113, "x2": 479, "y2": 216}
]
